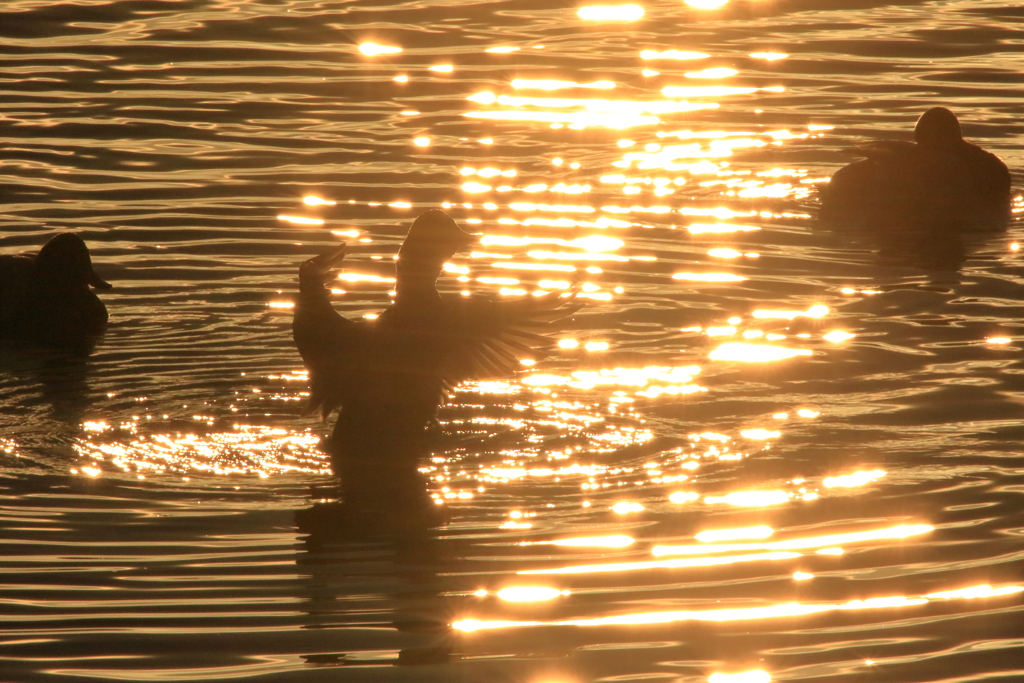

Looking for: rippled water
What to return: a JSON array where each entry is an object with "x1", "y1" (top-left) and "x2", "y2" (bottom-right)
[{"x1": 3, "y1": 0, "x2": 1024, "y2": 681}]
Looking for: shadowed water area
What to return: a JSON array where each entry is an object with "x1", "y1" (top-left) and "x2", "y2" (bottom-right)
[{"x1": 2, "y1": 0, "x2": 1024, "y2": 681}]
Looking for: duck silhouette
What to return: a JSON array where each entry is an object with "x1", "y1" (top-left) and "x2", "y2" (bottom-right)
[
  {"x1": 293, "y1": 210, "x2": 581, "y2": 467},
  {"x1": 819, "y1": 107, "x2": 1011, "y2": 230},
  {"x1": 0, "y1": 233, "x2": 111, "y2": 348}
]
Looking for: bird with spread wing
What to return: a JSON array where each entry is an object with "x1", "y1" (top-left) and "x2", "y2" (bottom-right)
[{"x1": 293, "y1": 210, "x2": 581, "y2": 469}]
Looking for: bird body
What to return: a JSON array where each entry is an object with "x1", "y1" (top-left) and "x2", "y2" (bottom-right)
[
  {"x1": 293, "y1": 210, "x2": 580, "y2": 463},
  {"x1": 820, "y1": 107, "x2": 1011, "y2": 230},
  {"x1": 0, "y1": 233, "x2": 111, "y2": 348}
]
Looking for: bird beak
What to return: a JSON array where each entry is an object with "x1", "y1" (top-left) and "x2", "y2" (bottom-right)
[{"x1": 88, "y1": 269, "x2": 112, "y2": 290}]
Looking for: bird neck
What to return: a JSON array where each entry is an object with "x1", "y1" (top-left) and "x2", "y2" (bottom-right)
[
  {"x1": 297, "y1": 273, "x2": 337, "y2": 317},
  {"x1": 395, "y1": 276, "x2": 442, "y2": 307},
  {"x1": 298, "y1": 276, "x2": 330, "y2": 300},
  {"x1": 395, "y1": 254, "x2": 446, "y2": 305}
]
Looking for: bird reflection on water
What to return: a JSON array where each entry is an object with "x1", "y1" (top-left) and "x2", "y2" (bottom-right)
[{"x1": 294, "y1": 438, "x2": 455, "y2": 668}]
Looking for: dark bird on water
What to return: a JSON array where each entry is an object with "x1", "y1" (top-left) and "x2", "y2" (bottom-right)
[
  {"x1": 0, "y1": 233, "x2": 111, "y2": 348},
  {"x1": 293, "y1": 210, "x2": 581, "y2": 471},
  {"x1": 819, "y1": 107, "x2": 1011, "y2": 230}
]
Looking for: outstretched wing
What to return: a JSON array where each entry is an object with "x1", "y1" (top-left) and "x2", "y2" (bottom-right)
[
  {"x1": 292, "y1": 245, "x2": 362, "y2": 420},
  {"x1": 436, "y1": 288, "x2": 582, "y2": 396}
]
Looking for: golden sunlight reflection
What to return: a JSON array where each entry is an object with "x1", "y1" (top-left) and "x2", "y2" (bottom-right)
[
  {"x1": 615, "y1": 136, "x2": 792, "y2": 175},
  {"x1": 653, "y1": 524, "x2": 933, "y2": 556},
  {"x1": 696, "y1": 526, "x2": 774, "y2": 542},
  {"x1": 682, "y1": 207, "x2": 756, "y2": 218},
  {"x1": 641, "y1": 49, "x2": 709, "y2": 60},
  {"x1": 688, "y1": 223, "x2": 760, "y2": 234},
  {"x1": 482, "y1": 235, "x2": 624, "y2": 251},
  {"x1": 465, "y1": 91, "x2": 718, "y2": 129},
  {"x1": 750, "y1": 51, "x2": 788, "y2": 60},
  {"x1": 302, "y1": 195, "x2": 336, "y2": 206},
  {"x1": 709, "y1": 672, "x2": 771, "y2": 683},
  {"x1": 578, "y1": 5, "x2": 644, "y2": 21},
  {"x1": 335, "y1": 273, "x2": 396, "y2": 284},
  {"x1": 673, "y1": 272, "x2": 746, "y2": 282},
  {"x1": 500, "y1": 215, "x2": 631, "y2": 229},
  {"x1": 704, "y1": 490, "x2": 792, "y2": 507},
  {"x1": 0, "y1": 439, "x2": 23, "y2": 459},
  {"x1": 521, "y1": 366, "x2": 703, "y2": 399},
  {"x1": 526, "y1": 535, "x2": 636, "y2": 548},
  {"x1": 686, "y1": 0, "x2": 729, "y2": 7},
  {"x1": 74, "y1": 425, "x2": 329, "y2": 477},
  {"x1": 753, "y1": 305, "x2": 828, "y2": 320},
  {"x1": 278, "y1": 215, "x2": 324, "y2": 226},
  {"x1": 526, "y1": 250, "x2": 632, "y2": 262},
  {"x1": 451, "y1": 584, "x2": 1022, "y2": 632},
  {"x1": 508, "y1": 202, "x2": 595, "y2": 213},
  {"x1": 823, "y1": 330, "x2": 855, "y2": 343},
  {"x1": 462, "y1": 167, "x2": 517, "y2": 177},
  {"x1": 512, "y1": 79, "x2": 615, "y2": 90},
  {"x1": 468, "y1": 90, "x2": 716, "y2": 114},
  {"x1": 486, "y1": 46, "x2": 520, "y2": 53},
  {"x1": 501, "y1": 520, "x2": 533, "y2": 529},
  {"x1": 497, "y1": 587, "x2": 569, "y2": 602},
  {"x1": 823, "y1": 470, "x2": 886, "y2": 488},
  {"x1": 685, "y1": 68, "x2": 739, "y2": 79},
  {"x1": 708, "y1": 248, "x2": 741, "y2": 258},
  {"x1": 493, "y1": 262, "x2": 576, "y2": 273},
  {"x1": 709, "y1": 343, "x2": 813, "y2": 362},
  {"x1": 661, "y1": 85, "x2": 783, "y2": 98},
  {"x1": 793, "y1": 571, "x2": 814, "y2": 581},
  {"x1": 740, "y1": 429, "x2": 780, "y2": 440},
  {"x1": 358, "y1": 42, "x2": 402, "y2": 56},
  {"x1": 926, "y1": 585, "x2": 1024, "y2": 600},
  {"x1": 519, "y1": 551, "x2": 801, "y2": 576}
]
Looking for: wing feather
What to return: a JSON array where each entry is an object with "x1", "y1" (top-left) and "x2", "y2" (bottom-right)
[
  {"x1": 435, "y1": 289, "x2": 582, "y2": 398},
  {"x1": 292, "y1": 246, "x2": 363, "y2": 420}
]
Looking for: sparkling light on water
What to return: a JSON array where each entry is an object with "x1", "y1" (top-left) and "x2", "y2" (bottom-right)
[
  {"x1": 358, "y1": 42, "x2": 402, "y2": 55},
  {"x1": 577, "y1": 5, "x2": 644, "y2": 21}
]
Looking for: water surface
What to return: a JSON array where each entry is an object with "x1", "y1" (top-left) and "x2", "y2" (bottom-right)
[{"x1": 2, "y1": 0, "x2": 1024, "y2": 681}]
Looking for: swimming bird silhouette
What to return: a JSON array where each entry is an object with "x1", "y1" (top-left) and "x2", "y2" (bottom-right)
[
  {"x1": 293, "y1": 210, "x2": 581, "y2": 464},
  {"x1": 0, "y1": 233, "x2": 111, "y2": 348},
  {"x1": 820, "y1": 107, "x2": 1011, "y2": 230}
]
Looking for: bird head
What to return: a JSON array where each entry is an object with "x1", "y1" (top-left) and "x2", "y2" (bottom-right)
[
  {"x1": 396, "y1": 210, "x2": 478, "y2": 286},
  {"x1": 398, "y1": 210, "x2": 477, "y2": 264},
  {"x1": 34, "y1": 233, "x2": 111, "y2": 290},
  {"x1": 915, "y1": 107, "x2": 963, "y2": 148},
  {"x1": 299, "y1": 244, "x2": 347, "y2": 292}
]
